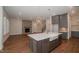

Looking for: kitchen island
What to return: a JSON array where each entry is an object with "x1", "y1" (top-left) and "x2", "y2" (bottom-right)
[{"x1": 28, "y1": 33, "x2": 62, "y2": 53}]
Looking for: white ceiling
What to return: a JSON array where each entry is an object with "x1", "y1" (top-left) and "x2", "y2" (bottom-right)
[{"x1": 4, "y1": 6, "x2": 69, "y2": 20}]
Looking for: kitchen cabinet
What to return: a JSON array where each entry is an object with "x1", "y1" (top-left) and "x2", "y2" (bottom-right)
[
  {"x1": 49, "y1": 38, "x2": 61, "y2": 52},
  {"x1": 59, "y1": 14, "x2": 68, "y2": 28},
  {"x1": 52, "y1": 13, "x2": 68, "y2": 39},
  {"x1": 28, "y1": 33, "x2": 62, "y2": 53},
  {"x1": 29, "y1": 37, "x2": 61, "y2": 53},
  {"x1": 52, "y1": 14, "x2": 68, "y2": 28},
  {"x1": 52, "y1": 15, "x2": 59, "y2": 24},
  {"x1": 71, "y1": 31, "x2": 79, "y2": 38},
  {"x1": 60, "y1": 32, "x2": 68, "y2": 39},
  {"x1": 29, "y1": 37, "x2": 49, "y2": 53}
]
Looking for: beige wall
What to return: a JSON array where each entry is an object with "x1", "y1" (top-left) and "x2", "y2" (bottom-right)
[
  {"x1": 46, "y1": 17, "x2": 53, "y2": 32},
  {"x1": 32, "y1": 18, "x2": 45, "y2": 33},
  {"x1": 71, "y1": 12, "x2": 79, "y2": 31},
  {"x1": 10, "y1": 18, "x2": 22, "y2": 35},
  {"x1": 22, "y1": 20, "x2": 32, "y2": 33}
]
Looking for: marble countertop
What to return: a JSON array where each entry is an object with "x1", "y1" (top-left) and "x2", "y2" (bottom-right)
[{"x1": 28, "y1": 33, "x2": 62, "y2": 41}]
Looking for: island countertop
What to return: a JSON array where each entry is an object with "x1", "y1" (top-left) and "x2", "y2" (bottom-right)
[{"x1": 28, "y1": 33, "x2": 62, "y2": 41}]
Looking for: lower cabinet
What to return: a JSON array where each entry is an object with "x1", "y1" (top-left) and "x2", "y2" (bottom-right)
[
  {"x1": 49, "y1": 38, "x2": 61, "y2": 52},
  {"x1": 71, "y1": 31, "x2": 79, "y2": 38},
  {"x1": 60, "y1": 32, "x2": 67, "y2": 39},
  {"x1": 29, "y1": 38, "x2": 49, "y2": 53},
  {"x1": 29, "y1": 37, "x2": 61, "y2": 53}
]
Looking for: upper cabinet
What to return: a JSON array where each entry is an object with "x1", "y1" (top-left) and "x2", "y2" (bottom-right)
[
  {"x1": 52, "y1": 13, "x2": 71, "y2": 39},
  {"x1": 59, "y1": 14, "x2": 68, "y2": 28},
  {"x1": 52, "y1": 15, "x2": 59, "y2": 24},
  {"x1": 52, "y1": 13, "x2": 68, "y2": 39},
  {"x1": 52, "y1": 13, "x2": 68, "y2": 28}
]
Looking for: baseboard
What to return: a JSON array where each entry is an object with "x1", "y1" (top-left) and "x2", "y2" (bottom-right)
[{"x1": 10, "y1": 33, "x2": 23, "y2": 36}]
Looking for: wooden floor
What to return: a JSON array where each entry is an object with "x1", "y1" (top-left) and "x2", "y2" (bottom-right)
[
  {"x1": 52, "y1": 38, "x2": 79, "y2": 53},
  {"x1": 3, "y1": 35, "x2": 79, "y2": 53},
  {"x1": 3, "y1": 35, "x2": 31, "y2": 53}
]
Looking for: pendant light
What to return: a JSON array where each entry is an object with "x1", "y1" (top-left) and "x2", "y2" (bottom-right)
[
  {"x1": 48, "y1": 8, "x2": 52, "y2": 25},
  {"x1": 36, "y1": 6, "x2": 43, "y2": 23}
]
